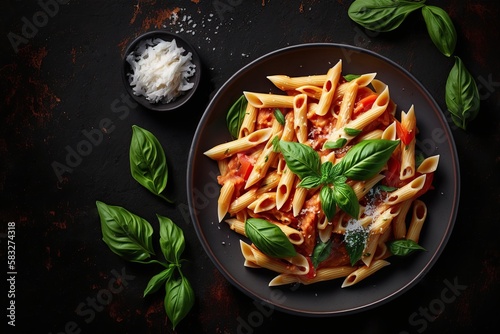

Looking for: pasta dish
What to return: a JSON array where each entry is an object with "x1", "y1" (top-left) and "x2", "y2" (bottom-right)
[{"x1": 204, "y1": 59, "x2": 439, "y2": 288}]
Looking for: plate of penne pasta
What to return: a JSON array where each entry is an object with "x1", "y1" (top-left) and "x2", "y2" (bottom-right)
[{"x1": 187, "y1": 43, "x2": 460, "y2": 315}]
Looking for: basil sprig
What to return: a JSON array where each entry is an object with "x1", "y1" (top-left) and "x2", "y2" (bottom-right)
[
  {"x1": 279, "y1": 139, "x2": 399, "y2": 220},
  {"x1": 245, "y1": 218, "x2": 297, "y2": 258},
  {"x1": 421, "y1": 5, "x2": 457, "y2": 57},
  {"x1": 445, "y1": 56, "x2": 480, "y2": 130},
  {"x1": 388, "y1": 239, "x2": 426, "y2": 256},
  {"x1": 97, "y1": 202, "x2": 194, "y2": 329},
  {"x1": 226, "y1": 95, "x2": 248, "y2": 138},
  {"x1": 130, "y1": 125, "x2": 173, "y2": 203},
  {"x1": 348, "y1": 0, "x2": 426, "y2": 32},
  {"x1": 97, "y1": 126, "x2": 195, "y2": 329}
]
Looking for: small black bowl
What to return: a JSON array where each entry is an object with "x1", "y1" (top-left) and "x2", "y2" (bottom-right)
[{"x1": 122, "y1": 30, "x2": 202, "y2": 111}]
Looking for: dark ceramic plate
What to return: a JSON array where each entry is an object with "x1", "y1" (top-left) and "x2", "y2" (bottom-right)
[
  {"x1": 187, "y1": 44, "x2": 460, "y2": 316},
  {"x1": 122, "y1": 30, "x2": 201, "y2": 111}
]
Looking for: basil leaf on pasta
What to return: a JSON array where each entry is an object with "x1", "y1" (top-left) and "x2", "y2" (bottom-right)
[
  {"x1": 245, "y1": 218, "x2": 296, "y2": 258},
  {"x1": 279, "y1": 141, "x2": 321, "y2": 180},
  {"x1": 226, "y1": 95, "x2": 248, "y2": 138},
  {"x1": 388, "y1": 239, "x2": 426, "y2": 256},
  {"x1": 339, "y1": 139, "x2": 399, "y2": 180}
]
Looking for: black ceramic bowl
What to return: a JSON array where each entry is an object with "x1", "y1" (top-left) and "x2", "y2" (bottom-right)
[
  {"x1": 187, "y1": 43, "x2": 460, "y2": 316},
  {"x1": 122, "y1": 30, "x2": 201, "y2": 111}
]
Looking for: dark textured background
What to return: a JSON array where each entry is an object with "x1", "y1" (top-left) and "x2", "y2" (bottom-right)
[{"x1": 1, "y1": 1, "x2": 498, "y2": 333}]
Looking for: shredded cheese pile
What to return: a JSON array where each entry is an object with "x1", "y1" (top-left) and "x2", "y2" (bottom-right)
[{"x1": 126, "y1": 38, "x2": 196, "y2": 104}]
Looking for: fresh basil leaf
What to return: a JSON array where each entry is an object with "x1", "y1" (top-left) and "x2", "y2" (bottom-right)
[
  {"x1": 344, "y1": 224, "x2": 369, "y2": 266},
  {"x1": 271, "y1": 136, "x2": 281, "y2": 152},
  {"x1": 421, "y1": 5, "x2": 457, "y2": 57},
  {"x1": 312, "y1": 240, "x2": 332, "y2": 268},
  {"x1": 320, "y1": 161, "x2": 342, "y2": 184},
  {"x1": 339, "y1": 139, "x2": 399, "y2": 180},
  {"x1": 388, "y1": 239, "x2": 426, "y2": 256},
  {"x1": 445, "y1": 56, "x2": 480, "y2": 130},
  {"x1": 164, "y1": 275, "x2": 195, "y2": 329},
  {"x1": 245, "y1": 218, "x2": 297, "y2": 258},
  {"x1": 344, "y1": 74, "x2": 361, "y2": 82},
  {"x1": 157, "y1": 215, "x2": 185, "y2": 264},
  {"x1": 279, "y1": 141, "x2": 321, "y2": 180},
  {"x1": 274, "y1": 108, "x2": 286, "y2": 125},
  {"x1": 344, "y1": 127, "x2": 362, "y2": 136},
  {"x1": 320, "y1": 186, "x2": 337, "y2": 221},
  {"x1": 377, "y1": 184, "x2": 398, "y2": 192},
  {"x1": 143, "y1": 266, "x2": 174, "y2": 297},
  {"x1": 324, "y1": 138, "x2": 347, "y2": 149},
  {"x1": 226, "y1": 95, "x2": 248, "y2": 138},
  {"x1": 333, "y1": 182, "x2": 359, "y2": 219},
  {"x1": 348, "y1": 0, "x2": 426, "y2": 32},
  {"x1": 130, "y1": 125, "x2": 172, "y2": 203},
  {"x1": 298, "y1": 175, "x2": 322, "y2": 189},
  {"x1": 96, "y1": 201, "x2": 155, "y2": 262}
]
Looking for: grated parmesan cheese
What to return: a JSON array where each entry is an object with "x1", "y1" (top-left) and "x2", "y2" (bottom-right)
[{"x1": 126, "y1": 38, "x2": 196, "y2": 104}]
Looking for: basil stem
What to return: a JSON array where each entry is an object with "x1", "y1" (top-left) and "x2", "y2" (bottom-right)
[
  {"x1": 348, "y1": 0, "x2": 426, "y2": 32},
  {"x1": 226, "y1": 95, "x2": 248, "y2": 138},
  {"x1": 130, "y1": 125, "x2": 173, "y2": 203},
  {"x1": 388, "y1": 239, "x2": 426, "y2": 256},
  {"x1": 422, "y1": 5, "x2": 457, "y2": 57},
  {"x1": 445, "y1": 56, "x2": 480, "y2": 130},
  {"x1": 96, "y1": 201, "x2": 155, "y2": 263},
  {"x1": 245, "y1": 218, "x2": 297, "y2": 258}
]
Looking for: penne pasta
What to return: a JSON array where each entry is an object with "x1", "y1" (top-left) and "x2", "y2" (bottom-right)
[
  {"x1": 243, "y1": 91, "x2": 295, "y2": 109},
  {"x1": 204, "y1": 128, "x2": 273, "y2": 160},
  {"x1": 205, "y1": 64, "x2": 438, "y2": 289}
]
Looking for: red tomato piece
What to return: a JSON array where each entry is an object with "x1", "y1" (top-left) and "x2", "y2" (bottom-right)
[
  {"x1": 237, "y1": 153, "x2": 254, "y2": 181},
  {"x1": 395, "y1": 120, "x2": 415, "y2": 146},
  {"x1": 353, "y1": 94, "x2": 377, "y2": 114}
]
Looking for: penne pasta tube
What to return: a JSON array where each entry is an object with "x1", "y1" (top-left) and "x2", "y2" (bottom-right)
[
  {"x1": 218, "y1": 181, "x2": 235, "y2": 222},
  {"x1": 335, "y1": 81, "x2": 358, "y2": 130},
  {"x1": 400, "y1": 105, "x2": 416, "y2": 180},
  {"x1": 392, "y1": 199, "x2": 412, "y2": 239},
  {"x1": 316, "y1": 60, "x2": 342, "y2": 116},
  {"x1": 225, "y1": 218, "x2": 246, "y2": 236},
  {"x1": 417, "y1": 155, "x2": 440, "y2": 174},
  {"x1": 293, "y1": 94, "x2": 309, "y2": 143},
  {"x1": 384, "y1": 174, "x2": 426, "y2": 206},
  {"x1": 269, "y1": 266, "x2": 355, "y2": 286},
  {"x1": 238, "y1": 102, "x2": 258, "y2": 138},
  {"x1": 362, "y1": 234, "x2": 380, "y2": 267},
  {"x1": 243, "y1": 91, "x2": 295, "y2": 109},
  {"x1": 295, "y1": 85, "x2": 323, "y2": 100},
  {"x1": 204, "y1": 128, "x2": 273, "y2": 160},
  {"x1": 276, "y1": 166, "x2": 296, "y2": 210},
  {"x1": 407, "y1": 200, "x2": 427, "y2": 243},
  {"x1": 341, "y1": 260, "x2": 390, "y2": 288},
  {"x1": 248, "y1": 192, "x2": 276, "y2": 213},
  {"x1": 267, "y1": 74, "x2": 327, "y2": 91},
  {"x1": 381, "y1": 121, "x2": 397, "y2": 140}
]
